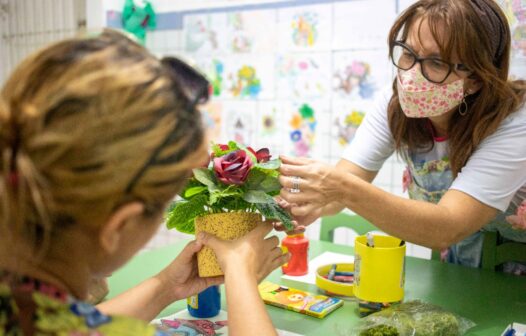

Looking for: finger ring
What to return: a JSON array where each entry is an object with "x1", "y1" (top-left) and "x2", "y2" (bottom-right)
[
  {"x1": 292, "y1": 176, "x2": 300, "y2": 191},
  {"x1": 289, "y1": 188, "x2": 300, "y2": 194}
]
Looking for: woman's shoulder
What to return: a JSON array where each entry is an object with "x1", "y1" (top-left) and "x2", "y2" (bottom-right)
[{"x1": 487, "y1": 103, "x2": 526, "y2": 140}]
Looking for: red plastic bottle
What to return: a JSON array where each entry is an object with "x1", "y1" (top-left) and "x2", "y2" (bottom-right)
[{"x1": 281, "y1": 233, "x2": 309, "y2": 276}]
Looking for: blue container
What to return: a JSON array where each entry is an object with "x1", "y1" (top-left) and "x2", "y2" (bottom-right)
[{"x1": 187, "y1": 285, "x2": 221, "y2": 318}]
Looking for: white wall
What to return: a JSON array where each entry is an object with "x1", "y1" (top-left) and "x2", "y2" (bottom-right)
[{"x1": 0, "y1": 0, "x2": 86, "y2": 85}]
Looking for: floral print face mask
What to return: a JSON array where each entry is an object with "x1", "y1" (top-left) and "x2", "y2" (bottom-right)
[{"x1": 397, "y1": 67, "x2": 464, "y2": 118}]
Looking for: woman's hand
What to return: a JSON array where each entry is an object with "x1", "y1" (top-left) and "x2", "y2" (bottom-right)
[
  {"x1": 273, "y1": 197, "x2": 315, "y2": 233},
  {"x1": 156, "y1": 240, "x2": 224, "y2": 302},
  {"x1": 198, "y1": 221, "x2": 289, "y2": 282},
  {"x1": 278, "y1": 155, "x2": 342, "y2": 225}
]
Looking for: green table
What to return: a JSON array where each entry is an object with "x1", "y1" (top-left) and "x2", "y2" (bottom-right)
[{"x1": 108, "y1": 239, "x2": 526, "y2": 335}]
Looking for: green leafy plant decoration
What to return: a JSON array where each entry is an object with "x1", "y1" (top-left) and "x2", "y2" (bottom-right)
[{"x1": 166, "y1": 141, "x2": 293, "y2": 234}]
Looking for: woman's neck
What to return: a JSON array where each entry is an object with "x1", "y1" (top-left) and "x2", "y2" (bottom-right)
[
  {"x1": 0, "y1": 237, "x2": 92, "y2": 299},
  {"x1": 428, "y1": 113, "x2": 451, "y2": 137}
]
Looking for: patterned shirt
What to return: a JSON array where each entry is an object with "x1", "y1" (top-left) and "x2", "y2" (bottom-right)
[{"x1": 0, "y1": 270, "x2": 173, "y2": 335}]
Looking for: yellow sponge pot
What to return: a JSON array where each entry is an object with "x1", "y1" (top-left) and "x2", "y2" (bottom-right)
[{"x1": 195, "y1": 212, "x2": 261, "y2": 277}]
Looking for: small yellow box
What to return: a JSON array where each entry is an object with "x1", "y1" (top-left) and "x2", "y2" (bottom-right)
[{"x1": 315, "y1": 263, "x2": 355, "y2": 297}]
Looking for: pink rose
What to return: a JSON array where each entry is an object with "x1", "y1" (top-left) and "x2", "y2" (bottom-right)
[
  {"x1": 506, "y1": 200, "x2": 526, "y2": 230},
  {"x1": 213, "y1": 150, "x2": 253, "y2": 185},
  {"x1": 247, "y1": 147, "x2": 272, "y2": 163}
]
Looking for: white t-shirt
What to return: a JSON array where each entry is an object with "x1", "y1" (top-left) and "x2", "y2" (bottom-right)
[{"x1": 343, "y1": 88, "x2": 526, "y2": 213}]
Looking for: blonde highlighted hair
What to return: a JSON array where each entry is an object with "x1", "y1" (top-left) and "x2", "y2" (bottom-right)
[{"x1": 0, "y1": 30, "x2": 205, "y2": 256}]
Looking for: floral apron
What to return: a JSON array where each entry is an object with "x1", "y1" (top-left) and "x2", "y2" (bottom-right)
[{"x1": 401, "y1": 148, "x2": 526, "y2": 273}]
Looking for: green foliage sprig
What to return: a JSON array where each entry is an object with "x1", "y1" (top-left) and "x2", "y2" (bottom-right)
[{"x1": 166, "y1": 141, "x2": 293, "y2": 234}]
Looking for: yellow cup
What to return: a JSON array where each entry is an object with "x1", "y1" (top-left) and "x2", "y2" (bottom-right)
[{"x1": 354, "y1": 235, "x2": 405, "y2": 303}]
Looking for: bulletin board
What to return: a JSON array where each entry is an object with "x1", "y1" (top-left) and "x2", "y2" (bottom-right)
[{"x1": 108, "y1": 0, "x2": 526, "y2": 163}]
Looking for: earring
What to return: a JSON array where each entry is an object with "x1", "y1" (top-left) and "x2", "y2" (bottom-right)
[{"x1": 458, "y1": 93, "x2": 469, "y2": 116}]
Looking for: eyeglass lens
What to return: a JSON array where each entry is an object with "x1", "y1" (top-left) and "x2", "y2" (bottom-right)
[{"x1": 392, "y1": 43, "x2": 452, "y2": 83}]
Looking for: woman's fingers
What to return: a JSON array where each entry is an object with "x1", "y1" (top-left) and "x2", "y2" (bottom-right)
[
  {"x1": 279, "y1": 155, "x2": 312, "y2": 166},
  {"x1": 290, "y1": 203, "x2": 317, "y2": 217},
  {"x1": 279, "y1": 188, "x2": 311, "y2": 204},
  {"x1": 279, "y1": 163, "x2": 310, "y2": 178},
  {"x1": 264, "y1": 235, "x2": 280, "y2": 249},
  {"x1": 279, "y1": 175, "x2": 310, "y2": 191}
]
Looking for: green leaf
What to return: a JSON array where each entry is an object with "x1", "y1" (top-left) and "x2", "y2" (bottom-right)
[
  {"x1": 255, "y1": 202, "x2": 294, "y2": 231},
  {"x1": 193, "y1": 168, "x2": 216, "y2": 187},
  {"x1": 246, "y1": 169, "x2": 267, "y2": 189},
  {"x1": 260, "y1": 175, "x2": 281, "y2": 192},
  {"x1": 211, "y1": 142, "x2": 235, "y2": 157},
  {"x1": 255, "y1": 159, "x2": 281, "y2": 170},
  {"x1": 209, "y1": 185, "x2": 242, "y2": 205},
  {"x1": 165, "y1": 195, "x2": 207, "y2": 234},
  {"x1": 242, "y1": 190, "x2": 274, "y2": 204},
  {"x1": 184, "y1": 186, "x2": 207, "y2": 198}
]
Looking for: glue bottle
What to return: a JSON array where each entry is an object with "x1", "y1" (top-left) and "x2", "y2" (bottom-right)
[
  {"x1": 187, "y1": 285, "x2": 220, "y2": 318},
  {"x1": 281, "y1": 233, "x2": 309, "y2": 276}
]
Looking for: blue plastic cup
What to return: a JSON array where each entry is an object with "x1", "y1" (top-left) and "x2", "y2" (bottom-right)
[{"x1": 187, "y1": 285, "x2": 221, "y2": 318}]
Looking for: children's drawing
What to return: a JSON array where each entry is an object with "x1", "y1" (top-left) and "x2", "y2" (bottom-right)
[
  {"x1": 228, "y1": 65, "x2": 261, "y2": 98},
  {"x1": 222, "y1": 57, "x2": 275, "y2": 99},
  {"x1": 288, "y1": 103, "x2": 317, "y2": 157},
  {"x1": 222, "y1": 102, "x2": 256, "y2": 146},
  {"x1": 210, "y1": 60, "x2": 224, "y2": 96},
  {"x1": 334, "y1": 109, "x2": 365, "y2": 146},
  {"x1": 201, "y1": 102, "x2": 223, "y2": 143},
  {"x1": 183, "y1": 14, "x2": 227, "y2": 54},
  {"x1": 276, "y1": 53, "x2": 331, "y2": 99},
  {"x1": 255, "y1": 102, "x2": 284, "y2": 156},
  {"x1": 498, "y1": 0, "x2": 526, "y2": 58},
  {"x1": 292, "y1": 12, "x2": 319, "y2": 47},
  {"x1": 278, "y1": 4, "x2": 332, "y2": 51},
  {"x1": 191, "y1": 58, "x2": 225, "y2": 98},
  {"x1": 226, "y1": 10, "x2": 276, "y2": 53},
  {"x1": 334, "y1": 60, "x2": 374, "y2": 99},
  {"x1": 333, "y1": 51, "x2": 392, "y2": 100},
  {"x1": 330, "y1": 100, "x2": 374, "y2": 163},
  {"x1": 160, "y1": 318, "x2": 227, "y2": 336}
]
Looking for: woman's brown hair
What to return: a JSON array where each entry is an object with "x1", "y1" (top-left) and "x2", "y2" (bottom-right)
[
  {"x1": 387, "y1": 0, "x2": 526, "y2": 176},
  {"x1": 0, "y1": 30, "x2": 205, "y2": 257}
]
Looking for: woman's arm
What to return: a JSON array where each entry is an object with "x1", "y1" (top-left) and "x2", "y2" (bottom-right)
[
  {"x1": 97, "y1": 240, "x2": 223, "y2": 321},
  {"x1": 280, "y1": 156, "x2": 497, "y2": 250},
  {"x1": 199, "y1": 222, "x2": 287, "y2": 336}
]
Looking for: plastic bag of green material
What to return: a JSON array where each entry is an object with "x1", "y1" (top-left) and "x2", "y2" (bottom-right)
[{"x1": 350, "y1": 300, "x2": 476, "y2": 336}]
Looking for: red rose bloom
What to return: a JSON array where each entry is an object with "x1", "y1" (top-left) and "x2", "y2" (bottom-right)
[
  {"x1": 247, "y1": 147, "x2": 271, "y2": 163},
  {"x1": 213, "y1": 150, "x2": 253, "y2": 185}
]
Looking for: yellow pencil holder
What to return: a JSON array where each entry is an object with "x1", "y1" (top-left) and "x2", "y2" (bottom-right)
[{"x1": 354, "y1": 235, "x2": 405, "y2": 303}]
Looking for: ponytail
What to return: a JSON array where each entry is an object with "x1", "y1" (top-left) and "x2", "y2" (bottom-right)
[{"x1": 0, "y1": 100, "x2": 52, "y2": 259}]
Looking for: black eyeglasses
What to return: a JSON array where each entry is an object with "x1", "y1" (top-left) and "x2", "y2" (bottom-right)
[
  {"x1": 391, "y1": 41, "x2": 470, "y2": 84},
  {"x1": 124, "y1": 57, "x2": 210, "y2": 194}
]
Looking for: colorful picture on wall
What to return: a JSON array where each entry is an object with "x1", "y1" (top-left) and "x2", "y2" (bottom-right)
[
  {"x1": 284, "y1": 101, "x2": 330, "y2": 159},
  {"x1": 498, "y1": 0, "x2": 526, "y2": 58},
  {"x1": 498, "y1": 0, "x2": 526, "y2": 78},
  {"x1": 330, "y1": 100, "x2": 374, "y2": 162},
  {"x1": 333, "y1": 50, "x2": 393, "y2": 100},
  {"x1": 222, "y1": 102, "x2": 256, "y2": 146},
  {"x1": 278, "y1": 4, "x2": 332, "y2": 51},
  {"x1": 201, "y1": 101, "x2": 223, "y2": 143},
  {"x1": 276, "y1": 53, "x2": 331, "y2": 99},
  {"x1": 223, "y1": 57, "x2": 275, "y2": 99},
  {"x1": 183, "y1": 13, "x2": 228, "y2": 54},
  {"x1": 255, "y1": 102, "x2": 285, "y2": 156},
  {"x1": 226, "y1": 10, "x2": 277, "y2": 53}
]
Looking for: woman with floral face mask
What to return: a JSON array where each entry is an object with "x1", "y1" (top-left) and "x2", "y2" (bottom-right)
[{"x1": 278, "y1": 0, "x2": 526, "y2": 273}]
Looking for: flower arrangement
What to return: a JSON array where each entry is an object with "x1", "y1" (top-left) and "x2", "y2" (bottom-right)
[{"x1": 166, "y1": 141, "x2": 293, "y2": 234}]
